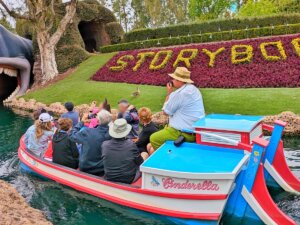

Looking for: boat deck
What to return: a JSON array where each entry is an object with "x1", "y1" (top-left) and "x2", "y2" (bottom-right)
[{"x1": 141, "y1": 141, "x2": 247, "y2": 174}]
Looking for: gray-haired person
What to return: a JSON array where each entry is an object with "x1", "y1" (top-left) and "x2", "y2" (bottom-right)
[{"x1": 69, "y1": 110, "x2": 112, "y2": 176}]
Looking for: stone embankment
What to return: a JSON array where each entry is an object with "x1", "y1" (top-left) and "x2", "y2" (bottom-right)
[
  {"x1": 4, "y1": 98, "x2": 300, "y2": 135},
  {"x1": 0, "y1": 180, "x2": 52, "y2": 225}
]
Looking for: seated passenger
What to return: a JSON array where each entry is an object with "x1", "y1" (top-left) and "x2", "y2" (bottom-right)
[
  {"x1": 135, "y1": 107, "x2": 158, "y2": 153},
  {"x1": 111, "y1": 109, "x2": 118, "y2": 122},
  {"x1": 102, "y1": 119, "x2": 149, "y2": 184},
  {"x1": 149, "y1": 67, "x2": 205, "y2": 154},
  {"x1": 117, "y1": 99, "x2": 139, "y2": 139},
  {"x1": 69, "y1": 110, "x2": 111, "y2": 176},
  {"x1": 24, "y1": 113, "x2": 54, "y2": 157},
  {"x1": 32, "y1": 107, "x2": 47, "y2": 121},
  {"x1": 61, "y1": 102, "x2": 79, "y2": 126},
  {"x1": 52, "y1": 118, "x2": 79, "y2": 169}
]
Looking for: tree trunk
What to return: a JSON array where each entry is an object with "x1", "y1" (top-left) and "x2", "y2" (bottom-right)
[{"x1": 36, "y1": 33, "x2": 58, "y2": 84}]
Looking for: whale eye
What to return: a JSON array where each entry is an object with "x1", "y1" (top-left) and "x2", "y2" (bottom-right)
[{"x1": 168, "y1": 149, "x2": 172, "y2": 153}]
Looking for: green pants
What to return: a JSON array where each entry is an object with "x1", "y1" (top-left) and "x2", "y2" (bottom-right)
[{"x1": 150, "y1": 126, "x2": 196, "y2": 150}]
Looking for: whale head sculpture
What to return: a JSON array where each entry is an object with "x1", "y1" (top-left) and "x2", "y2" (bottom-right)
[{"x1": 0, "y1": 25, "x2": 33, "y2": 102}]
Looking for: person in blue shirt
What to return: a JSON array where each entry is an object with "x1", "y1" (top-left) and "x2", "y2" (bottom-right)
[
  {"x1": 69, "y1": 110, "x2": 111, "y2": 176},
  {"x1": 149, "y1": 67, "x2": 205, "y2": 154},
  {"x1": 61, "y1": 102, "x2": 79, "y2": 126},
  {"x1": 117, "y1": 99, "x2": 139, "y2": 139}
]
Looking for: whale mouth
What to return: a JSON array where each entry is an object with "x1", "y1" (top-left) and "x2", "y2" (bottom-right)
[{"x1": 0, "y1": 65, "x2": 20, "y2": 102}]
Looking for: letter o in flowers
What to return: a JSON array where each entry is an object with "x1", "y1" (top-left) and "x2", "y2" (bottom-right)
[
  {"x1": 109, "y1": 55, "x2": 135, "y2": 71},
  {"x1": 292, "y1": 38, "x2": 300, "y2": 57},
  {"x1": 149, "y1": 50, "x2": 173, "y2": 70},
  {"x1": 260, "y1": 41, "x2": 287, "y2": 62},
  {"x1": 231, "y1": 45, "x2": 253, "y2": 64},
  {"x1": 173, "y1": 49, "x2": 198, "y2": 68}
]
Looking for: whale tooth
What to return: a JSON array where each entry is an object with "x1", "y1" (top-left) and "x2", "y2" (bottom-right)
[
  {"x1": 0, "y1": 67, "x2": 3, "y2": 74},
  {"x1": 4, "y1": 68, "x2": 17, "y2": 77},
  {"x1": 3, "y1": 85, "x2": 20, "y2": 103}
]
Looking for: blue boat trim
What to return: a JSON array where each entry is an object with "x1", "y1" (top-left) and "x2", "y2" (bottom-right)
[{"x1": 193, "y1": 114, "x2": 264, "y2": 132}]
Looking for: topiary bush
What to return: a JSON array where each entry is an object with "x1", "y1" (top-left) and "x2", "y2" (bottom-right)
[
  {"x1": 100, "y1": 23, "x2": 300, "y2": 53},
  {"x1": 56, "y1": 45, "x2": 89, "y2": 72},
  {"x1": 124, "y1": 13, "x2": 300, "y2": 43},
  {"x1": 105, "y1": 22, "x2": 124, "y2": 44}
]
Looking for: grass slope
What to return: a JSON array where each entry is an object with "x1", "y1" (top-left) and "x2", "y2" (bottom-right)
[{"x1": 25, "y1": 53, "x2": 300, "y2": 115}]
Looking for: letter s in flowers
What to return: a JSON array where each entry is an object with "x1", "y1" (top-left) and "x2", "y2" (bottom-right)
[
  {"x1": 260, "y1": 41, "x2": 287, "y2": 62},
  {"x1": 202, "y1": 47, "x2": 225, "y2": 67},
  {"x1": 173, "y1": 49, "x2": 198, "y2": 68},
  {"x1": 150, "y1": 50, "x2": 173, "y2": 70},
  {"x1": 109, "y1": 55, "x2": 135, "y2": 71},
  {"x1": 231, "y1": 45, "x2": 253, "y2": 64},
  {"x1": 291, "y1": 38, "x2": 300, "y2": 57}
]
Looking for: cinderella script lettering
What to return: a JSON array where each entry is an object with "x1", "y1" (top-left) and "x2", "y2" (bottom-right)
[{"x1": 162, "y1": 178, "x2": 220, "y2": 191}]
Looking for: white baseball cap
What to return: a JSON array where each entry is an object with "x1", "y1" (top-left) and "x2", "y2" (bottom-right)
[{"x1": 39, "y1": 113, "x2": 52, "y2": 123}]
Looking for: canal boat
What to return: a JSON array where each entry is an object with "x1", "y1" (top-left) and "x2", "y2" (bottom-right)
[
  {"x1": 18, "y1": 115, "x2": 298, "y2": 224},
  {"x1": 190, "y1": 114, "x2": 300, "y2": 194}
]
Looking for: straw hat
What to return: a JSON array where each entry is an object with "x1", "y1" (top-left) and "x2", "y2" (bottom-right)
[
  {"x1": 109, "y1": 119, "x2": 132, "y2": 138},
  {"x1": 168, "y1": 67, "x2": 194, "y2": 83}
]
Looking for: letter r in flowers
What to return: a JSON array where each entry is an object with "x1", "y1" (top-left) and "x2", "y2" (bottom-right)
[
  {"x1": 132, "y1": 52, "x2": 155, "y2": 72},
  {"x1": 173, "y1": 49, "x2": 198, "y2": 68},
  {"x1": 109, "y1": 55, "x2": 135, "y2": 71},
  {"x1": 231, "y1": 45, "x2": 253, "y2": 64},
  {"x1": 291, "y1": 38, "x2": 300, "y2": 57},
  {"x1": 260, "y1": 41, "x2": 287, "y2": 62},
  {"x1": 202, "y1": 47, "x2": 225, "y2": 67}
]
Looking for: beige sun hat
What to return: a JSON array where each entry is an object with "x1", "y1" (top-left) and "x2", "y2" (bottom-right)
[
  {"x1": 168, "y1": 67, "x2": 194, "y2": 83},
  {"x1": 109, "y1": 118, "x2": 132, "y2": 138}
]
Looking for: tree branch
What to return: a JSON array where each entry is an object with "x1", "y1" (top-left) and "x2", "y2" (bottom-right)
[
  {"x1": 49, "y1": 0, "x2": 77, "y2": 46},
  {"x1": 0, "y1": 0, "x2": 30, "y2": 20}
]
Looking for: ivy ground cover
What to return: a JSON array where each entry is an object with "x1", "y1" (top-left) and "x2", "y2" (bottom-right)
[{"x1": 92, "y1": 34, "x2": 300, "y2": 88}]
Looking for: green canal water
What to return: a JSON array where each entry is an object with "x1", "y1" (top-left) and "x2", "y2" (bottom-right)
[{"x1": 0, "y1": 106, "x2": 299, "y2": 225}]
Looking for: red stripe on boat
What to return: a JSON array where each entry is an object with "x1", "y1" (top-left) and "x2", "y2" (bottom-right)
[
  {"x1": 272, "y1": 141, "x2": 300, "y2": 192},
  {"x1": 19, "y1": 149, "x2": 221, "y2": 220},
  {"x1": 251, "y1": 164, "x2": 296, "y2": 225},
  {"x1": 18, "y1": 143, "x2": 228, "y2": 201}
]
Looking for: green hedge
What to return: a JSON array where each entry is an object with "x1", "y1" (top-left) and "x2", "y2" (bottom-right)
[
  {"x1": 124, "y1": 13, "x2": 300, "y2": 43},
  {"x1": 100, "y1": 23, "x2": 300, "y2": 53}
]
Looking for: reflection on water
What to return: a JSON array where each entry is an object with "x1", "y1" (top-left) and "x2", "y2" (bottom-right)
[{"x1": 0, "y1": 106, "x2": 299, "y2": 225}]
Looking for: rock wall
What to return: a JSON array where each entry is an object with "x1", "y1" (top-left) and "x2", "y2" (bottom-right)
[
  {"x1": 0, "y1": 180, "x2": 52, "y2": 225},
  {"x1": 4, "y1": 98, "x2": 300, "y2": 135}
]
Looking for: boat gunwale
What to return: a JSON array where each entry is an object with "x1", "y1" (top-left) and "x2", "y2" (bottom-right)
[
  {"x1": 19, "y1": 147, "x2": 222, "y2": 221},
  {"x1": 19, "y1": 145, "x2": 229, "y2": 201}
]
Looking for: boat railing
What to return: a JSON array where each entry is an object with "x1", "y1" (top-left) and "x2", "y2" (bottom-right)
[{"x1": 182, "y1": 129, "x2": 252, "y2": 151}]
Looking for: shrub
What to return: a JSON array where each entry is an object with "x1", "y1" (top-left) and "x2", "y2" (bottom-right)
[
  {"x1": 124, "y1": 14, "x2": 300, "y2": 43},
  {"x1": 56, "y1": 45, "x2": 89, "y2": 72},
  {"x1": 105, "y1": 22, "x2": 124, "y2": 44},
  {"x1": 100, "y1": 23, "x2": 300, "y2": 53}
]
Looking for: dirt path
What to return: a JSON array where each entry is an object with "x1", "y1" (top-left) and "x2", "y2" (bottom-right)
[{"x1": 0, "y1": 180, "x2": 52, "y2": 225}]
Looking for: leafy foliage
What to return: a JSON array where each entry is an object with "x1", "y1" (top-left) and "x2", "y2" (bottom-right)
[
  {"x1": 124, "y1": 13, "x2": 300, "y2": 43},
  {"x1": 238, "y1": 0, "x2": 279, "y2": 17},
  {"x1": 101, "y1": 23, "x2": 300, "y2": 53},
  {"x1": 188, "y1": 0, "x2": 235, "y2": 20}
]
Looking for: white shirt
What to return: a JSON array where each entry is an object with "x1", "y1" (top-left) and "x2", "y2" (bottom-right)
[{"x1": 163, "y1": 84, "x2": 205, "y2": 130}]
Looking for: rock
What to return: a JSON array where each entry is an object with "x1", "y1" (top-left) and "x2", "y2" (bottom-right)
[
  {"x1": 263, "y1": 111, "x2": 300, "y2": 135},
  {"x1": 0, "y1": 180, "x2": 52, "y2": 225}
]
